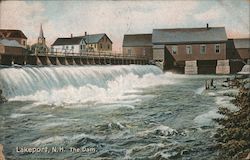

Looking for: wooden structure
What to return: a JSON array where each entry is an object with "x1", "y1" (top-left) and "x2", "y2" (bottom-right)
[{"x1": 0, "y1": 51, "x2": 149, "y2": 66}]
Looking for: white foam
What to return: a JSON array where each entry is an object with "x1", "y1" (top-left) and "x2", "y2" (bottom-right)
[
  {"x1": 215, "y1": 96, "x2": 237, "y2": 111},
  {"x1": 10, "y1": 113, "x2": 31, "y2": 118},
  {"x1": 40, "y1": 122, "x2": 69, "y2": 129},
  {"x1": 194, "y1": 109, "x2": 222, "y2": 126},
  {"x1": 124, "y1": 143, "x2": 166, "y2": 159},
  {"x1": 8, "y1": 70, "x2": 177, "y2": 107},
  {"x1": 32, "y1": 136, "x2": 67, "y2": 146},
  {"x1": 195, "y1": 86, "x2": 205, "y2": 95},
  {"x1": 32, "y1": 133, "x2": 105, "y2": 146},
  {"x1": 137, "y1": 125, "x2": 177, "y2": 137}
]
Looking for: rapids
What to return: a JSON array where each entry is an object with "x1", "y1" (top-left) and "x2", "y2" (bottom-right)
[{"x1": 0, "y1": 65, "x2": 235, "y2": 159}]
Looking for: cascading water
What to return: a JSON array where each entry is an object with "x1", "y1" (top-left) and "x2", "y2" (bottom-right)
[
  {"x1": 0, "y1": 65, "x2": 234, "y2": 160},
  {"x1": 0, "y1": 65, "x2": 176, "y2": 106},
  {"x1": 0, "y1": 65, "x2": 161, "y2": 97}
]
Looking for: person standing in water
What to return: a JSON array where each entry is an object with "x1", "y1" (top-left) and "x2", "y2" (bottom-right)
[
  {"x1": 0, "y1": 89, "x2": 7, "y2": 104},
  {"x1": 205, "y1": 80, "x2": 209, "y2": 90},
  {"x1": 210, "y1": 78, "x2": 216, "y2": 88}
]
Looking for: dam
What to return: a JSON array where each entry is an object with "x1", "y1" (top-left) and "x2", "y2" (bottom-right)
[
  {"x1": 0, "y1": 52, "x2": 149, "y2": 66},
  {"x1": 0, "y1": 65, "x2": 234, "y2": 159}
]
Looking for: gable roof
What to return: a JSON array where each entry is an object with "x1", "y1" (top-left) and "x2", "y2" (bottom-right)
[
  {"x1": 83, "y1": 33, "x2": 111, "y2": 44},
  {"x1": 152, "y1": 27, "x2": 227, "y2": 44},
  {"x1": 0, "y1": 29, "x2": 27, "y2": 39},
  {"x1": 52, "y1": 33, "x2": 112, "y2": 46},
  {"x1": 0, "y1": 39, "x2": 24, "y2": 48},
  {"x1": 52, "y1": 37, "x2": 83, "y2": 46},
  {"x1": 123, "y1": 34, "x2": 152, "y2": 47},
  {"x1": 233, "y1": 38, "x2": 250, "y2": 49}
]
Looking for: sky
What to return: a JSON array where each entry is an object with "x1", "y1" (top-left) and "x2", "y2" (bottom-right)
[{"x1": 0, "y1": 0, "x2": 249, "y2": 52}]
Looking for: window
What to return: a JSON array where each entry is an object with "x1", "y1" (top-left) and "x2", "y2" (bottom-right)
[
  {"x1": 186, "y1": 45, "x2": 192, "y2": 54},
  {"x1": 108, "y1": 44, "x2": 110, "y2": 49},
  {"x1": 172, "y1": 46, "x2": 178, "y2": 54},
  {"x1": 200, "y1": 45, "x2": 206, "y2": 54},
  {"x1": 100, "y1": 44, "x2": 102, "y2": 49},
  {"x1": 143, "y1": 48, "x2": 146, "y2": 56},
  {"x1": 215, "y1": 44, "x2": 220, "y2": 53},
  {"x1": 71, "y1": 46, "x2": 74, "y2": 49},
  {"x1": 23, "y1": 40, "x2": 26, "y2": 46},
  {"x1": 95, "y1": 44, "x2": 96, "y2": 48},
  {"x1": 66, "y1": 46, "x2": 68, "y2": 49},
  {"x1": 128, "y1": 49, "x2": 131, "y2": 55}
]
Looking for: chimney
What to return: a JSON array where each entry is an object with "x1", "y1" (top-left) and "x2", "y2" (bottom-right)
[
  {"x1": 70, "y1": 34, "x2": 73, "y2": 38},
  {"x1": 206, "y1": 23, "x2": 209, "y2": 29},
  {"x1": 85, "y1": 32, "x2": 87, "y2": 36}
]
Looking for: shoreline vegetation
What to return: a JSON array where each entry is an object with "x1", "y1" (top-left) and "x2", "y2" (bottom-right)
[{"x1": 214, "y1": 75, "x2": 250, "y2": 160}]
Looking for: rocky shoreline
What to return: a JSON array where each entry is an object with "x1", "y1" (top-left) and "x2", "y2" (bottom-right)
[{"x1": 214, "y1": 75, "x2": 250, "y2": 160}]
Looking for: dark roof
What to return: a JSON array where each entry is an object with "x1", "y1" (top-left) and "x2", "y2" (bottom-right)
[
  {"x1": 123, "y1": 34, "x2": 152, "y2": 47},
  {"x1": 152, "y1": 27, "x2": 227, "y2": 44},
  {"x1": 0, "y1": 29, "x2": 27, "y2": 39},
  {"x1": 82, "y1": 33, "x2": 112, "y2": 44},
  {"x1": 52, "y1": 33, "x2": 112, "y2": 46},
  {"x1": 52, "y1": 37, "x2": 83, "y2": 45},
  {"x1": 233, "y1": 38, "x2": 250, "y2": 49}
]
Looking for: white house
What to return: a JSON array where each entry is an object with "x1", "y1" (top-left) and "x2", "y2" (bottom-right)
[
  {"x1": 51, "y1": 33, "x2": 112, "y2": 55},
  {"x1": 51, "y1": 36, "x2": 86, "y2": 54}
]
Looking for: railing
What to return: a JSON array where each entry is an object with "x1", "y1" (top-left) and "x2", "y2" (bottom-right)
[{"x1": 33, "y1": 51, "x2": 148, "y2": 60}]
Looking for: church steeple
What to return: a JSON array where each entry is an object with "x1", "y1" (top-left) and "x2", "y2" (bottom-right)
[
  {"x1": 39, "y1": 24, "x2": 44, "y2": 38},
  {"x1": 38, "y1": 24, "x2": 45, "y2": 44}
]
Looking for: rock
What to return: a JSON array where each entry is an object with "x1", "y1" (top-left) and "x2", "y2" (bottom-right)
[
  {"x1": 246, "y1": 152, "x2": 250, "y2": 160},
  {"x1": 0, "y1": 144, "x2": 5, "y2": 160},
  {"x1": 0, "y1": 89, "x2": 7, "y2": 104}
]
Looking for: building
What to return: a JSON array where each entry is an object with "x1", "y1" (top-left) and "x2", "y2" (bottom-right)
[
  {"x1": 31, "y1": 24, "x2": 49, "y2": 54},
  {"x1": 84, "y1": 33, "x2": 112, "y2": 52},
  {"x1": 0, "y1": 29, "x2": 27, "y2": 48},
  {"x1": 51, "y1": 33, "x2": 112, "y2": 54},
  {"x1": 122, "y1": 24, "x2": 248, "y2": 74},
  {"x1": 232, "y1": 38, "x2": 250, "y2": 60},
  {"x1": 152, "y1": 25, "x2": 228, "y2": 73},
  {"x1": 0, "y1": 39, "x2": 28, "y2": 65},
  {"x1": 0, "y1": 39, "x2": 26, "y2": 55},
  {"x1": 122, "y1": 34, "x2": 153, "y2": 60},
  {"x1": 51, "y1": 35, "x2": 86, "y2": 54}
]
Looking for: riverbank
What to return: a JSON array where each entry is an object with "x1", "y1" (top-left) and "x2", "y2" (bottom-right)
[{"x1": 214, "y1": 75, "x2": 250, "y2": 159}]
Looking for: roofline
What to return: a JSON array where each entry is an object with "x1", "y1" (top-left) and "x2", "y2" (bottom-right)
[
  {"x1": 103, "y1": 33, "x2": 113, "y2": 44},
  {"x1": 152, "y1": 40, "x2": 227, "y2": 45},
  {"x1": 232, "y1": 38, "x2": 250, "y2": 40},
  {"x1": 54, "y1": 33, "x2": 113, "y2": 44},
  {"x1": 122, "y1": 45, "x2": 153, "y2": 47},
  {"x1": 153, "y1": 26, "x2": 225, "y2": 31},
  {"x1": 124, "y1": 33, "x2": 152, "y2": 36},
  {"x1": 0, "y1": 29, "x2": 27, "y2": 39}
]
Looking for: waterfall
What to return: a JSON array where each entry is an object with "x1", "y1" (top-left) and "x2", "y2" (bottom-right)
[
  {"x1": 0, "y1": 65, "x2": 177, "y2": 106},
  {"x1": 238, "y1": 64, "x2": 250, "y2": 74}
]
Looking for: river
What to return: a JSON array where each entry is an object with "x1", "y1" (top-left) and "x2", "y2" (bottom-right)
[{"x1": 0, "y1": 65, "x2": 236, "y2": 160}]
